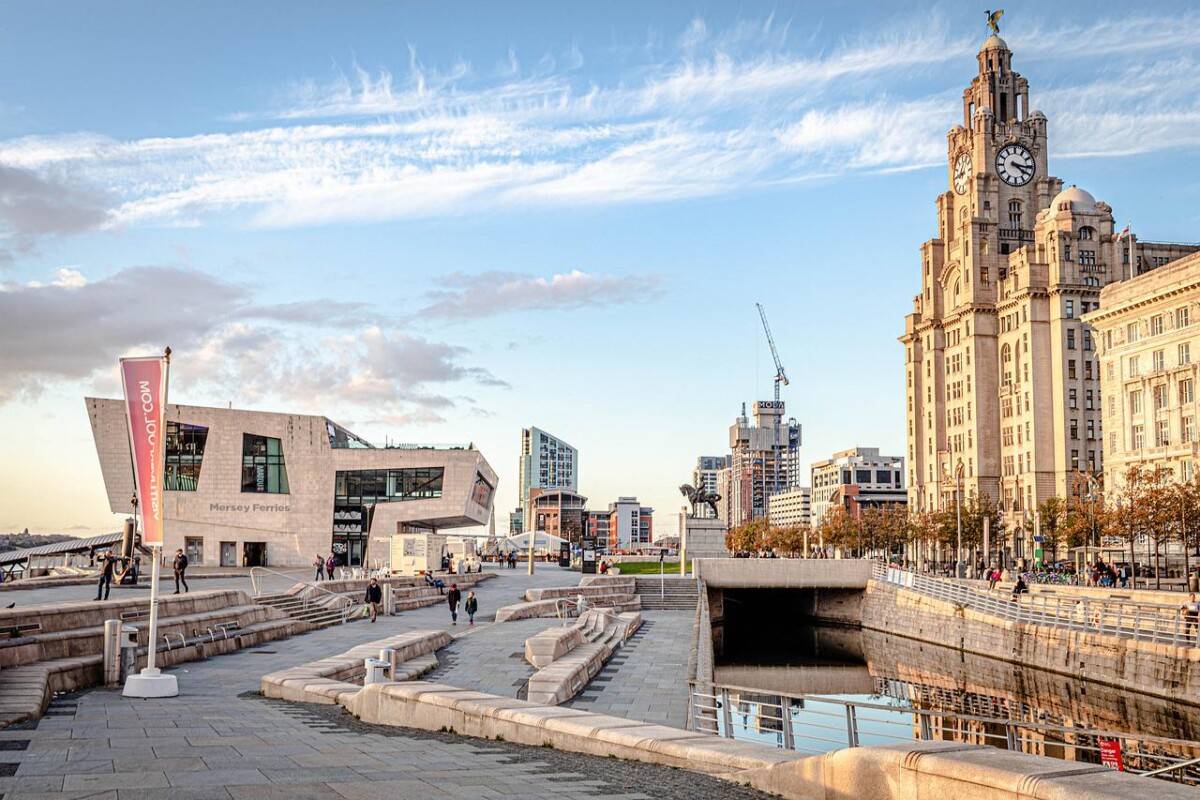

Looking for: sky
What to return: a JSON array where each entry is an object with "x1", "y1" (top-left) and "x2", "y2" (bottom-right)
[{"x1": 1, "y1": 1, "x2": 1198, "y2": 538}]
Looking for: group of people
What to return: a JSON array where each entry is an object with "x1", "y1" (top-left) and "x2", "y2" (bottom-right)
[
  {"x1": 313, "y1": 553, "x2": 339, "y2": 581},
  {"x1": 93, "y1": 548, "x2": 189, "y2": 601},
  {"x1": 362, "y1": 577, "x2": 478, "y2": 625}
]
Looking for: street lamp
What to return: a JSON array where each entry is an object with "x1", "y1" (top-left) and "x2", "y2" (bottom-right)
[{"x1": 954, "y1": 460, "x2": 965, "y2": 578}]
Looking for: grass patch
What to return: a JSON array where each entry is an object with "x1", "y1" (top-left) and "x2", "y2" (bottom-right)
[{"x1": 610, "y1": 561, "x2": 692, "y2": 575}]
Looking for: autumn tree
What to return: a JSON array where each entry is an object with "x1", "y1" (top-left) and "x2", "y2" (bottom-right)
[
  {"x1": 765, "y1": 524, "x2": 808, "y2": 557},
  {"x1": 725, "y1": 518, "x2": 768, "y2": 554}
]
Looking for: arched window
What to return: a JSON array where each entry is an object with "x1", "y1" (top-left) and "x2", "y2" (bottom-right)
[
  {"x1": 1001, "y1": 343, "x2": 1013, "y2": 385},
  {"x1": 1079, "y1": 226, "x2": 1095, "y2": 241},
  {"x1": 1008, "y1": 200, "x2": 1023, "y2": 228},
  {"x1": 960, "y1": 207, "x2": 969, "y2": 223},
  {"x1": 954, "y1": 280, "x2": 961, "y2": 306}
]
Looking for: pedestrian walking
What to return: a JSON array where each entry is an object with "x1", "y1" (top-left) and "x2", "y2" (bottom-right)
[
  {"x1": 1181, "y1": 593, "x2": 1200, "y2": 641},
  {"x1": 447, "y1": 583, "x2": 461, "y2": 625},
  {"x1": 314, "y1": 554, "x2": 325, "y2": 582},
  {"x1": 172, "y1": 548, "x2": 189, "y2": 594},
  {"x1": 987, "y1": 567, "x2": 999, "y2": 591},
  {"x1": 365, "y1": 578, "x2": 383, "y2": 623},
  {"x1": 95, "y1": 550, "x2": 116, "y2": 600},
  {"x1": 326, "y1": 553, "x2": 337, "y2": 580},
  {"x1": 465, "y1": 591, "x2": 478, "y2": 626}
]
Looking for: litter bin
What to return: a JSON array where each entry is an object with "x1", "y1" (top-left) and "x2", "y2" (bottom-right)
[
  {"x1": 1189, "y1": 572, "x2": 1198, "y2": 593},
  {"x1": 363, "y1": 657, "x2": 388, "y2": 685},
  {"x1": 119, "y1": 624, "x2": 138, "y2": 681},
  {"x1": 379, "y1": 648, "x2": 396, "y2": 678}
]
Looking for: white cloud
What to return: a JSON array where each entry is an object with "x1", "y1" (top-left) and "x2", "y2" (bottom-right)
[
  {"x1": 0, "y1": 12, "x2": 1194, "y2": 234},
  {"x1": 418, "y1": 269, "x2": 660, "y2": 320}
]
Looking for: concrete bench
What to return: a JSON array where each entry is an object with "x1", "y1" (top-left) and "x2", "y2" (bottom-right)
[
  {"x1": 495, "y1": 593, "x2": 641, "y2": 623},
  {"x1": 524, "y1": 626, "x2": 583, "y2": 668},
  {"x1": 525, "y1": 578, "x2": 635, "y2": 602},
  {"x1": 522, "y1": 610, "x2": 642, "y2": 705}
]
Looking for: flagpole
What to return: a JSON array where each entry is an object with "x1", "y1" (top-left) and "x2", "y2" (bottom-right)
[{"x1": 123, "y1": 346, "x2": 178, "y2": 699}]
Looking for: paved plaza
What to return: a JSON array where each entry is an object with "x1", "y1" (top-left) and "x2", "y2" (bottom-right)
[{"x1": 0, "y1": 565, "x2": 726, "y2": 799}]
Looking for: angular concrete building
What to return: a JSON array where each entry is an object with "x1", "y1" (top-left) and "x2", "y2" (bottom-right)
[{"x1": 86, "y1": 398, "x2": 497, "y2": 569}]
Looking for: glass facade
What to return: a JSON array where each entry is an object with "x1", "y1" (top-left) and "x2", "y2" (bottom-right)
[
  {"x1": 241, "y1": 434, "x2": 290, "y2": 494},
  {"x1": 165, "y1": 422, "x2": 208, "y2": 491},
  {"x1": 331, "y1": 467, "x2": 445, "y2": 567},
  {"x1": 325, "y1": 419, "x2": 373, "y2": 449}
]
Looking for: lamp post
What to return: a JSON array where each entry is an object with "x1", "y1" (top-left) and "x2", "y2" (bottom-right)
[
  {"x1": 1083, "y1": 472, "x2": 1099, "y2": 563},
  {"x1": 954, "y1": 460, "x2": 965, "y2": 578}
]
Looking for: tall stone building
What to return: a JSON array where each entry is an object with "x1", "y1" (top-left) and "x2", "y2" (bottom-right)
[{"x1": 900, "y1": 32, "x2": 1198, "y2": 540}]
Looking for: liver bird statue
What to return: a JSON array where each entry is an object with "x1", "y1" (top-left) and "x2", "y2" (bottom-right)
[
  {"x1": 679, "y1": 483, "x2": 721, "y2": 517},
  {"x1": 985, "y1": 9, "x2": 1004, "y2": 35}
]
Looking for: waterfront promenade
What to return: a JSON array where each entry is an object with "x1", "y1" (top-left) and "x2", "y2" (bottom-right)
[{"x1": 0, "y1": 566, "x2": 724, "y2": 799}]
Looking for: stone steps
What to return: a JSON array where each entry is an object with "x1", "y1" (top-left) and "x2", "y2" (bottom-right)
[{"x1": 632, "y1": 577, "x2": 698, "y2": 610}]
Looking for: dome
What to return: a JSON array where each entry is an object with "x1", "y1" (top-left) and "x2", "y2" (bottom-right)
[
  {"x1": 1029, "y1": 109, "x2": 1046, "y2": 119},
  {"x1": 1051, "y1": 185, "x2": 1097, "y2": 213},
  {"x1": 980, "y1": 34, "x2": 1008, "y2": 51}
]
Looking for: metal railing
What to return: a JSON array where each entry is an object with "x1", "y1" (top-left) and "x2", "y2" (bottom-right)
[
  {"x1": 689, "y1": 680, "x2": 1200, "y2": 783},
  {"x1": 249, "y1": 566, "x2": 355, "y2": 624},
  {"x1": 873, "y1": 563, "x2": 1200, "y2": 648},
  {"x1": 556, "y1": 598, "x2": 581, "y2": 621}
]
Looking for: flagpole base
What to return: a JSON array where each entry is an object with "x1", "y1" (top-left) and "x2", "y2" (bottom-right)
[{"x1": 122, "y1": 668, "x2": 178, "y2": 698}]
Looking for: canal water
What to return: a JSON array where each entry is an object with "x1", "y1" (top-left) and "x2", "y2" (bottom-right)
[{"x1": 714, "y1": 624, "x2": 1200, "y2": 752}]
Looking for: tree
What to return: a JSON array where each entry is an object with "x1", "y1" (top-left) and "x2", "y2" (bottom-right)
[
  {"x1": 1037, "y1": 497, "x2": 1066, "y2": 563},
  {"x1": 765, "y1": 524, "x2": 808, "y2": 557},
  {"x1": 725, "y1": 518, "x2": 768, "y2": 554},
  {"x1": 816, "y1": 506, "x2": 860, "y2": 556}
]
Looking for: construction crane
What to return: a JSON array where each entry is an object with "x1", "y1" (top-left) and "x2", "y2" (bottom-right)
[
  {"x1": 756, "y1": 303, "x2": 789, "y2": 402},
  {"x1": 756, "y1": 302, "x2": 790, "y2": 516}
]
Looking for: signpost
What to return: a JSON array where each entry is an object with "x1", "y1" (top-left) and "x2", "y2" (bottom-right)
[
  {"x1": 1099, "y1": 738, "x2": 1125, "y2": 771},
  {"x1": 119, "y1": 349, "x2": 178, "y2": 699}
]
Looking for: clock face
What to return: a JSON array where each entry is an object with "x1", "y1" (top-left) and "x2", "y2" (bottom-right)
[
  {"x1": 996, "y1": 144, "x2": 1035, "y2": 186},
  {"x1": 953, "y1": 153, "x2": 972, "y2": 194}
]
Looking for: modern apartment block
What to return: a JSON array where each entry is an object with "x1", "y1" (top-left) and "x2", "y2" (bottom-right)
[
  {"x1": 1086, "y1": 252, "x2": 1200, "y2": 491},
  {"x1": 607, "y1": 497, "x2": 653, "y2": 552},
  {"x1": 722, "y1": 402, "x2": 802, "y2": 527},
  {"x1": 900, "y1": 34, "x2": 1199, "y2": 526},
  {"x1": 586, "y1": 510, "x2": 611, "y2": 553},
  {"x1": 692, "y1": 455, "x2": 730, "y2": 519},
  {"x1": 85, "y1": 398, "x2": 497, "y2": 568},
  {"x1": 515, "y1": 426, "x2": 578, "y2": 534},
  {"x1": 810, "y1": 448, "x2": 905, "y2": 524},
  {"x1": 767, "y1": 486, "x2": 812, "y2": 528}
]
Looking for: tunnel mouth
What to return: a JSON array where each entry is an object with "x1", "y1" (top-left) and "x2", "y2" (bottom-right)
[{"x1": 717, "y1": 587, "x2": 864, "y2": 667}]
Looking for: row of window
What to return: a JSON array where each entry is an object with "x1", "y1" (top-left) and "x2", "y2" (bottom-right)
[
  {"x1": 1128, "y1": 416, "x2": 1197, "y2": 449},
  {"x1": 1126, "y1": 343, "x2": 1192, "y2": 376},
  {"x1": 1115, "y1": 306, "x2": 1191, "y2": 346},
  {"x1": 334, "y1": 468, "x2": 445, "y2": 503}
]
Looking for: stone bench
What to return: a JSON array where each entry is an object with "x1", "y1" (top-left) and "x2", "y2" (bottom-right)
[
  {"x1": 523, "y1": 610, "x2": 642, "y2": 705},
  {"x1": 260, "y1": 629, "x2": 451, "y2": 705},
  {"x1": 525, "y1": 578, "x2": 635, "y2": 602},
  {"x1": 524, "y1": 626, "x2": 583, "y2": 669},
  {"x1": 494, "y1": 593, "x2": 640, "y2": 623}
]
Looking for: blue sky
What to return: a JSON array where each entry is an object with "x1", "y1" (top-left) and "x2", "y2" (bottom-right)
[{"x1": 1, "y1": 1, "x2": 1198, "y2": 536}]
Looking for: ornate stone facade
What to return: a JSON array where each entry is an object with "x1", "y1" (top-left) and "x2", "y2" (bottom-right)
[{"x1": 900, "y1": 35, "x2": 1199, "y2": 541}]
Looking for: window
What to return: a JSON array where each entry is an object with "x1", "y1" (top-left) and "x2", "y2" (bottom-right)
[
  {"x1": 1182, "y1": 379, "x2": 1195, "y2": 405},
  {"x1": 1070, "y1": 419, "x2": 1079, "y2": 440},
  {"x1": 1086, "y1": 389, "x2": 1094, "y2": 410},
  {"x1": 1178, "y1": 307, "x2": 1191, "y2": 329},
  {"x1": 1127, "y1": 322, "x2": 1139, "y2": 343},
  {"x1": 1087, "y1": 419, "x2": 1096, "y2": 439},
  {"x1": 1107, "y1": 361, "x2": 1115, "y2": 380},
  {"x1": 1130, "y1": 390, "x2": 1143, "y2": 414},
  {"x1": 1153, "y1": 350, "x2": 1165, "y2": 372},
  {"x1": 1181, "y1": 343, "x2": 1192, "y2": 365},
  {"x1": 165, "y1": 422, "x2": 208, "y2": 491},
  {"x1": 1132, "y1": 424, "x2": 1145, "y2": 449},
  {"x1": 1154, "y1": 384, "x2": 1169, "y2": 410},
  {"x1": 1066, "y1": 300, "x2": 1075, "y2": 319},
  {"x1": 1071, "y1": 450, "x2": 1080, "y2": 469},
  {"x1": 1008, "y1": 200, "x2": 1022, "y2": 228},
  {"x1": 1185, "y1": 416, "x2": 1196, "y2": 444},
  {"x1": 1064, "y1": 244, "x2": 1072, "y2": 261},
  {"x1": 1084, "y1": 330, "x2": 1093, "y2": 351},
  {"x1": 1067, "y1": 329, "x2": 1076, "y2": 350},
  {"x1": 1129, "y1": 355, "x2": 1140, "y2": 377},
  {"x1": 1150, "y1": 315, "x2": 1164, "y2": 336},
  {"x1": 334, "y1": 467, "x2": 444, "y2": 503},
  {"x1": 1068, "y1": 359, "x2": 1077, "y2": 379},
  {"x1": 241, "y1": 434, "x2": 290, "y2": 494},
  {"x1": 1079, "y1": 249, "x2": 1096, "y2": 266},
  {"x1": 1079, "y1": 226, "x2": 1095, "y2": 240},
  {"x1": 470, "y1": 473, "x2": 495, "y2": 508},
  {"x1": 1069, "y1": 388, "x2": 1078, "y2": 409},
  {"x1": 981, "y1": 267, "x2": 990, "y2": 284},
  {"x1": 1108, "y1": 396, "x2": 1116, "y2": 416},
  {"x1": 1156, "y1": 418, "x2": 1171, "y2": 447}
]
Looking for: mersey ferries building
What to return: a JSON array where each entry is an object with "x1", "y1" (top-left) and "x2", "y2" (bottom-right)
[
  {"x1": 900, "y1": 33, "x2": 1199, "y2": 551},
  {"x1": 86, "y1": 398, "x2": 498, "y2": 568}
]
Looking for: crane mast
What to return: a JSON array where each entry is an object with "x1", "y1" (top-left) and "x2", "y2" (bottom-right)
[{"x1": 755, "y1": 303, "x2": 790, "y2": 516}]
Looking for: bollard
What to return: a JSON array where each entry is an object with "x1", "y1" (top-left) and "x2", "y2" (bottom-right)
[
  {"x1": 363, "y1": 657, "x2": 388, "y2": 685},
  {"x1": 102, "y1": 620, "x2": 123, "y2": 687},
  {"x1": 379, "y1": 648, "x2": 396, "y2": 679},
  {"x1": 382, "y1": 587, "x2": 395, "y2": 617},
  {"x1": 119, "y1": 624, "x2": 139, "y2": 681}
]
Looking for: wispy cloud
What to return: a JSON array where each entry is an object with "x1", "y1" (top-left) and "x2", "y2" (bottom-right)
[
  {"x1": 0, "y1": 12, "x2": 1195, "y2": 234},
  {"x1": 418, "y1": 270, "x2": 660, "y2": 320}
]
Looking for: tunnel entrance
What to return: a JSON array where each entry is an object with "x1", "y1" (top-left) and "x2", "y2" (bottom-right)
[{"x1": 713, "y1": 587, "x2": 864, "y2": 665}]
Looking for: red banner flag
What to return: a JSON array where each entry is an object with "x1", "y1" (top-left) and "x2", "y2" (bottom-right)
[{"x1": 120, "y1": 356, "x2": 169, "y2": 547}]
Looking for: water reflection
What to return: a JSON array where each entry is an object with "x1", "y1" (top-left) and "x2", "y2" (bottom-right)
[{"x1": 715, "y1": 624, "x2": 1200, "y2": 743}]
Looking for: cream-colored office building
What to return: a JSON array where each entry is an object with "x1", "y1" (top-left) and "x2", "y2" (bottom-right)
[
  {"x1": 767, "y1": 486, "x2": 811, "y2": 528},
  {"x1": 900, "y1": 32, "x2": 1199, "y2": 531},
  {"x1": 1085, "y1": 252, "x2": 1200, "y2": 491},
  {"x1": 86, "y1": 398, "x2": 497, "y2": 568}
]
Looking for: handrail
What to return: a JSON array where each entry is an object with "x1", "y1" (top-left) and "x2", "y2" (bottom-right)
[
  {"x1": 873, "y1": 563, "x2": 1199, "y2": 648},
  {"x1": 688, "y1": 679, "x2": 1200, "y2": 783},
  {"x1": 249, "y1": 566, "x2": 350, "y2": 601}
]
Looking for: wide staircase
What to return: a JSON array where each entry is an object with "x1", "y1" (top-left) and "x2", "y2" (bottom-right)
[{"x1": 633, "y1": 575, "x2": 699, "y2": 610}]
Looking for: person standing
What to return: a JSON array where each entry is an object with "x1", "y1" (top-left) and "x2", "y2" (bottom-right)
[
  {"x1": 95, "y1": 550, "x2": 116, "y2": 601},
  {"x1": 447, "y1": 583, "x2": 461, "y2": 625},
  {"x1": 464, "y1": 591, "x2": 478, "y2": 626},
  {"x1": 365, "y1": 578, "x2": 383, "y2": 623},
  {"x1": 1181, "y1": 593, "x2": 1200, "y2": 641},
  {"x1": 172, "y1": 548, "x2": 189, "y2": 594},
  {"x1": 326, "y1": 553, "x2": 337, "y2": 580},
  {"x1": 314, "y1": 553, "x2": 326, "y2": 582}
]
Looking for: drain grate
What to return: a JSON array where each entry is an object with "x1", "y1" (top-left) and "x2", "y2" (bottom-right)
[
  {"x1": 0, "y1": 761, "x2": 18, "y2": 776},
  {"x1": 0, "y1": 740, "x2": 30, "y2": 751}
]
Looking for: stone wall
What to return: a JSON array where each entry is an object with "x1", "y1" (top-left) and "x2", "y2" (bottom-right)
[{"x1": 862, "y1": 578, "x2": 1200, "y2": 705}]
